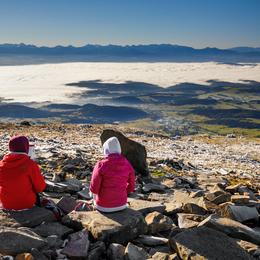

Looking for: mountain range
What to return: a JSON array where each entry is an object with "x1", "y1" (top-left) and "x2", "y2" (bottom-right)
[{"x1": 0, "y1": 43, "x2": 260, "y2": 63}]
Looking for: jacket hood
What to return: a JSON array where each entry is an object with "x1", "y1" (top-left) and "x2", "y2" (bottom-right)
[
  {"x1": 0, "y1": 153, "x2": 30, "y2": 169},
  {"x1": 103, "y1": 137, "x2": 121, "y2": 156},
  {"x1": 9, "y1": 135, "x2": 29, "y2": 154}
]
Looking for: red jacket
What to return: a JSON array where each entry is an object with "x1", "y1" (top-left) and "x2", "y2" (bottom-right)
[
  {"x1": 0, "y1": 153, "x2": 46, "y2": 210},
  {"x1": 90, "y1": 154, "x2": 135, "y2": 208}
]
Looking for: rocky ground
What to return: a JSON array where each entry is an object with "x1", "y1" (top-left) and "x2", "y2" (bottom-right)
[{"x1": 0, "y1": 122, "x2": 259, "y2": 260}]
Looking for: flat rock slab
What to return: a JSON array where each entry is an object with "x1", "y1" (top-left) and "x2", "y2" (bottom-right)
[
  {"x1": 0, "y1": 206, "x2": 55, "y2": 228},
  {"x1": 62, "y1": 208, "x2": 147, "y2": 244},
  {"x1": 219, "y1": 204, "x2": 259, "y2": 223},
  {"x1": 33, "y1": 222, "x2": 73, "y2": 238},
  {"x1": 0, "y1": 227, "x2": 47, "y2": 255},
  {"x1": 172, "y1": 190, "x2": 208, "y2": 210},
  {"x1": 129, "y1": 199, "x2": 166, "y2": 215},
  {"x1": 170, "y1": 227, "x2": 252, "y2": 260},
  {"x1": 198, "y1": 215, "x2": 260, "y2": 245}
]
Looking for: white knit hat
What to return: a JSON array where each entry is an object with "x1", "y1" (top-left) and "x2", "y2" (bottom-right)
[{"x1": 103, "y1": 137, "x2": 121, "y2": 156}]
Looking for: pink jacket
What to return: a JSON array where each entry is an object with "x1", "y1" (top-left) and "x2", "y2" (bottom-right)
[{"x1": 90, "y1": 154, "x2": 135, "y2": 208}]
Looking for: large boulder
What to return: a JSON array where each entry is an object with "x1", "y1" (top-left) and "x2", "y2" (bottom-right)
[
  {"x1": 170, "y1": 227, "x2": 252, "y2": 260},
  {"x1": 62, "y1": 208, "x2": 147, "y2": 244},
  {"x1": 0, "y1": 207, "x2": 55, "y2": 228},
  {"x1": 198, "y1": 215, "x2": 260, "y2": 245},
  {"x1": 0, "y1": 227, "x2": 47, "y2": 255},
  {"x1": 100, "y1": 129, "x2": 149, "y2": 176}
]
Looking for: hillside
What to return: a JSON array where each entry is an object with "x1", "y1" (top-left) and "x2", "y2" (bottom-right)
[
  {"x1": 0, "y1": 123, "x2": 259, "y2": 259},
  {"x1": 1, "y1": 78, "x2": 259, "y2": 137}
]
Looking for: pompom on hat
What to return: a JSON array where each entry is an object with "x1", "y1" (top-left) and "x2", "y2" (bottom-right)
[{"x1": 8, "y1": 135, "x2": 29, "y2": 154}]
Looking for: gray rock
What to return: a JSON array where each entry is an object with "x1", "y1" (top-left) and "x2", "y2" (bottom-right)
[
  {"x1": 101, "y1": 129, "x2": 149, "y2": 176},
  {"x1": 177, "y1": 213, "x2": 206, "y2": 229},
  {"x1": 62, "y1": 179, "x2": 83, "y2": 192},
  {"x1": 198, "y1": 214, "x2": 260, "y2": 244},
  {"x1": 145, "y1": 211, "x2": 174, "y2": 234},
  {"x1": 190, "y1": 190, "x2": 205, "y2": 198},
  {"x1": 219, "y1": 204, "x2": 259, "y2": 223},
  {"x1": 33, "y1": 222, "x2": 73, "y2": 238},
  {"x1": 225, "y1": 184, "x2": 242, "y2": 194},
  {"x1": 149, "y1": 245, "x2": 171, "y2": 256},
  {"x1": 231, "y1": 194, "x2": 250, "y2": 204},
  {"x1": 62, "y1": 164, "x2": 78, "y2": 173},
  {"x1": 57, "y1": 196, "x2": 77, "y2": 214},
  {"x1": 77, "y1": 187, "x2": 92, "y2": 200},
  {"x1": 170, "y1": 227, "x2": 252, "y2": 260},
  {"x1": 42, "y1": 191, "x2": 71, "y2": 199},
  {"x1": 182, "y1": 203, "x2": 207, "y2": 215},
  {"x1": 236, "y1": 240, "x2": 259, "y2": 254},
  {"x1": 225, "y1": 183, "x2": 257, "y2": 200},
  {"x1": 62, "y1": 208, "x2": 147, "y2": 244},
  {"x1": 0, "y1": 207, "x2": 55, "y2": 228},
  {"x1": 147, "y1": 193, "x2": 172, "y2": 202},
  {"x1": 46, "y1": 235, "x2": 63, "y2": 248},
  {"x1": 171, "y1": 190, "x2": 208, "y2": 210},
  {"x1": 31, "y1": 248, "x2": 49, "y2": 260},
  {"x1": 0, "y1": 227, "x2": 47, "y2": 255},
  {"x1": 129, "y1": 199, "x2": 166, "y2": 215},
  {"x1": 237, "y1": 186, "x2": 257, "y2": 201},
  {"x1": 164, "y1": 202, "x2": 183, "y2": 215},
  {"x1": 125, "y1": 242, "x2": 150, "y2": 260},
  {"x1": 87, "y1": 241, "x2": 106, "y2": 260},
  {"x1": 45, "y1": 180, "x2": 67, "y2": 193},
  {"x1": 169, "y1": 253, "x2": 180, "y2": 260},
  {"x1": 107, "y1": 243, "x2": 125, "y2": 260},
  {"x1": 61, "y1": 230, "x2": 89, "y2": 259},
  {"x1": 151, "y1": 252, "x2": 170, "y2": 260},
  {"x1": 205, "y1": 190, "x2": 231, "y2": 205},
  {"x1": 142, "y1": 183, "x2": 167, "y2": 193},
  {"x1": 135, "y1": 235, "x2": 168, "y2": 246}
]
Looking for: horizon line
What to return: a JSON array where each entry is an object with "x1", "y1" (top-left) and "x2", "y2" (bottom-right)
[{"x1": 1, "y1": 42, "x2": 260, "y2": 50}]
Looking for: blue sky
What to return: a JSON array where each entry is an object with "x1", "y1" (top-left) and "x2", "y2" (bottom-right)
[{"x1": 0, "y1": 0, "x2": 259, "y2": 48}]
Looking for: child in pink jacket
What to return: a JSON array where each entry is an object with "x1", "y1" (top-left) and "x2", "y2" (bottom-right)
[{"x1": 90, "y1": 137, "x2": 135, "y2": 212}]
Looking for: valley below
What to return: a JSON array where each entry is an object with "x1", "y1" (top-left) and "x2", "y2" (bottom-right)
[{"x1": 0, "y1": 62, "x2": 259, "y2": 137}]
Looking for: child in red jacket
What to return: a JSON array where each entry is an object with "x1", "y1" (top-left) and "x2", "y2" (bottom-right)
[
  {"x1": 0, "y1": 135, "x2": 46, "y2": 210},
  {"x1": 90, "y1": 137, "x2": 135, "y2": 212}
]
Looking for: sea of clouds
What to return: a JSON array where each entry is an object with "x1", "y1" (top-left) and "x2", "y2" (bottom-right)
[{"x1": 0, "y1": 62, "x2": 260, "y2": 104}]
